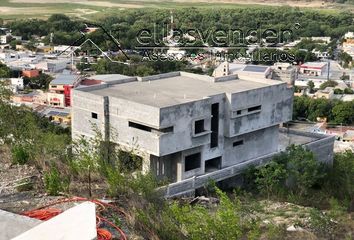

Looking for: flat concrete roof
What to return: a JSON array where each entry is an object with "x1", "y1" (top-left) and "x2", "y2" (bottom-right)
[
  {"x1": 86, "y1": 72, "x2": 284, "y2": 108},
  {"x1": 243, "y1": 65, "x2": 269, "y2": 73},
  {"x1": 279, "y1": 131, "x2": 318, "y2": 151},
  {"x1": 300, "y1": 62, "x2": 327, "y2": 68},
  {"x1": 86, "y1": 74, "x2": 129, "y2": 82}
]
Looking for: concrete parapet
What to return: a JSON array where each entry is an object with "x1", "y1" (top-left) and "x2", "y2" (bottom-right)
[{"x1": 165, "y1": 129, "x2": 335, "y2": 198}]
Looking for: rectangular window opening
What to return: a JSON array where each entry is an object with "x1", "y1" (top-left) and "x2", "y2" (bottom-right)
[
  {"x1": 91, "y1": 112, "x2": 98, "y2": 119},
  {"x1": 236, "y1": 110, "x2": 242, "y2": 115},
  {"x1": 160, "y1": 126, "x2": 174, "y2": 133},
  {"x1": 156, "y1": 160, "x2": 160, "y2": 175},
  {"x1": 185, "y1": 153, "x2": 201, "y2": 172},
  {"x1": 205, "y1": 157, "x2": 221, "y2": 173},
  {"x1": 210, "y1": 103, "x2": 219, "y2": 148},
  {"x1": 233, "y1": 140, "x2": 244, "y2": 147},
  {"x1": 248, "y1": 105, "x2": 261, "y2": 112},
  {"x1": 128, "y1": 121, "x2": 152, "y2": 132},
  {"x1": 194, "y1": 119, "x2": 205, "y2": 134}
]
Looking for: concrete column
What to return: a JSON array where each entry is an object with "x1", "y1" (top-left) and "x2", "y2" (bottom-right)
[{"x1": 141, "y1": 152, "x2": 151, "y2": 174}]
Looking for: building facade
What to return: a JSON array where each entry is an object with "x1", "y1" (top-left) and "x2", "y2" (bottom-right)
[
  {"x1": 300, "y1": 62, "x2": 328, "y2": 76},
  {"x1": 48, "y1": 71, "x2": 80, "y2": 107},
  {"x1": 72, "y1": 72, "x2": 334, "y2": 196},
  {"x1": 271, "y1": 62, "x2": 298, "y2": 85}
]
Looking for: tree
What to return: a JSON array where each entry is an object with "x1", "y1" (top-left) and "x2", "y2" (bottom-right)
[
  {"x1": 293, "y1": 96, "x2": 310, "y2": 120},
  {"x1": 334, "y1": 88, "x2": 344, "y2": 94},
  {"x1": 254, "y1": 161, "x2": 287, "y2": 199},
  {"x1": 25, "y1": 73, "x2": 53, "y2": 90},
  {"x1": 307, "y1": 98, "x2": 334, "y2": 121},
  {"x1": 344, "y1": 88, "x2": 354, "y2": 94},
  {"x1": 320, "y1": 80, "x2": 338, "y2": 90},
  {"x1": 307, "y1": 80, "x2": 315, "y2": 93},
  {"x1": 332, "y1": 101, "x2": 354, "y2": 124},
  {"x1": 338, "y1": 51, "x2": 352, "y2": 68},
  {"x1": 71, "y1": 128, "x2": 103, "y2": 197},
  {"x1": 286, "y1": 145, "x2": 326, "y2": 196},
  {"x1": 329, "y1": 151, "x2": 354, "y2": 201},
  {"x1": 135, "y1": 65, "x2": 155, "y2": 76},
  {"x1": 9, "y1": 39, "x2": 22, "y2": 50},
  {"x1": 0, "y1": 63, "x2": 11, "y2": 78}
]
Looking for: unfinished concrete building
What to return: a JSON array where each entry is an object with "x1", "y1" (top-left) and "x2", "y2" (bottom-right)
[{"x1": 72, "y1": 72, "x2": 334, "y2": 197}]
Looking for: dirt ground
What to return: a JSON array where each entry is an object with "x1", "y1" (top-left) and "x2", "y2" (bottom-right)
[
  {"x1": 0, "y1": 0, "x2": 341, "y2": 19},
  {"x1": 7, "y1": 0, "x2": 327, "y2": 8},
  {"x1": 174, "y1": 0, "x2": 328, "y2": 8},
  {"x1": 9, "y1": 0, "x2": 144, "y2": 8}
]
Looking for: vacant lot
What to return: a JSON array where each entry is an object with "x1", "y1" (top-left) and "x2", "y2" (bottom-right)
[{"x1": 0, "y1": 0, "x2": 347, "y2": 20}]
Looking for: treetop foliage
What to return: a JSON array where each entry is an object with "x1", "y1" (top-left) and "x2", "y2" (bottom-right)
[
  {"x1": 6, "y1": 8, "x2": 354, "y2": 48},
  {"x1": 293, "y1": 96, "x2": 354, "y2": 125}
]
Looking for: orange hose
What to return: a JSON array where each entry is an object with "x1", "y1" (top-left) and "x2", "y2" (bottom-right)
[
  {"x1": 22, "y1": 197, "x2": 127, "y2": 240},
  {"x1": 97, "y1": 228, "x2": 112, "y2": 240},
  {"x1": 22, "y1": 208, "x2": 62, "y2": 221},
  {"x1": 97, "y1": 215, "x2": 127, "y2": 240}
]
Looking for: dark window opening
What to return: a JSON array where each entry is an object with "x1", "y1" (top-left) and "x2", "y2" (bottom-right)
[
  {"x1": 91, "y1": 112, "x2": 98, "y2": 119},
  {"x1": 205, "y1": 157, "x2": 221, "y2": 173},
  {"x1": 129, "y1": 121, "x2": 152, "y2": 132},
  {"x1": 210, "y1": 103, "x2": 219, "y2": 148},
  {"x1": 129, "y1": 121, "x2": 173, "y2": 134},
  {"x1": 236, "y1": 110, "x2": 242, "y2": 115},
  {"x1": 160, "y1": 126, "x2": 174, "y2": 133},
  {"x1": 185, "y1": 153, "x2": 201, "y2": 171},
  {"x1": 233, "y1": 140, "x2": 244, "y2": 147},
  {"x1": 194, "y1": 119, "x2": 205, "y2": 134},
  {"x1": 248, "y1": 105, "x2": 261, "y2": 112}
]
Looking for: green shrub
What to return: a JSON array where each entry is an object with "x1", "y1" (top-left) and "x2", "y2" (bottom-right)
[
  {"x1": 245, "y1": 145, "x2": 327, "y2": 199},
  {"x1": 327, "y1": 150, "x2": 354, "y2": 201},
  {"x1": 170, "y1": 188, "x2": 244, "y2": 240},
  {"x1": 286, "y1": 145, "x2": 326, "y2": 196},
  {"x1": 44, "y1": 167, "x2": 70, "y2": 195},
  {"x1": 11, "y1": 145, "x2": 30, "y2": 165},
  {"x1": 266, "y1": 224, "x2": 287, "y2": 240},
  {"x1": 328, "y1": 198, "x2": 347, "y2": 220},
  {"x1": 254, "y1": 161, "x2": 287, "y2": 199},
  {"x1": 308, "y1": 208, "x2": 335, "y2": 235}
]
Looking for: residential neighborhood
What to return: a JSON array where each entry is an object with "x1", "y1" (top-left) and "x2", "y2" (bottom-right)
[{"x1": 0, "y1": 5, "x2": 354, "y2": 240}]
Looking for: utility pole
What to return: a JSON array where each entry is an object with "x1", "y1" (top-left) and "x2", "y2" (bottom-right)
[
  {"x1": 327, "y1": 59, "x2": 330, "y2": 81},
  {"x1": 71, "y1": 51, "x2": 74, "y2": 70}
]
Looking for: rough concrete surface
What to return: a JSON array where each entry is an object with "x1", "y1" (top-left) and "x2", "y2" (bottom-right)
[
  {"x1": 12, "y1": 202, "x2": 97, "y2": 240},
  {"x1": 0, "y1": 209, "x2": 41, "y2": 240}
]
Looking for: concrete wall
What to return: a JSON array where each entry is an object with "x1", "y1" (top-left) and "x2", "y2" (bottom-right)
[
  {"x1": 272, "y1": 68, "x2": 297, "y2": 85},
  {"x1": 153, "y1": 125, "x2": 279, "y2": 182},
  {"x1": 225, "y1": 84, "x2": 293, "y2": 137},
  {"x1": 0, "y1": 209, "x2": 41, "y2": 240},
  {"x1": 159, "y1": 97, "x2": 216, "y2": 156},
  {"x1": 163, "y1": 129, "x2": 335, "y2": 197},
  {"x1": 279, "y1": 128, "x2": 335, "y2": 165},
  {"x1": 72, "y1": 76, "x2": 293, "y2": 185},
  {"x1": 223, "y1": 125, "x2": 279, "y2": 167},
  {"x1": 72, "y1": 90, "x2": 106, "y2": 140},
  {"x1": 108, "y1": 97, "x2": 161, "y2": 155},
  {"x1": 164, "y1": 151, "x2": 277, "y2": 197},
  {"x1": 13, "y1": 202, "x2": 97, "y2": 240}
]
